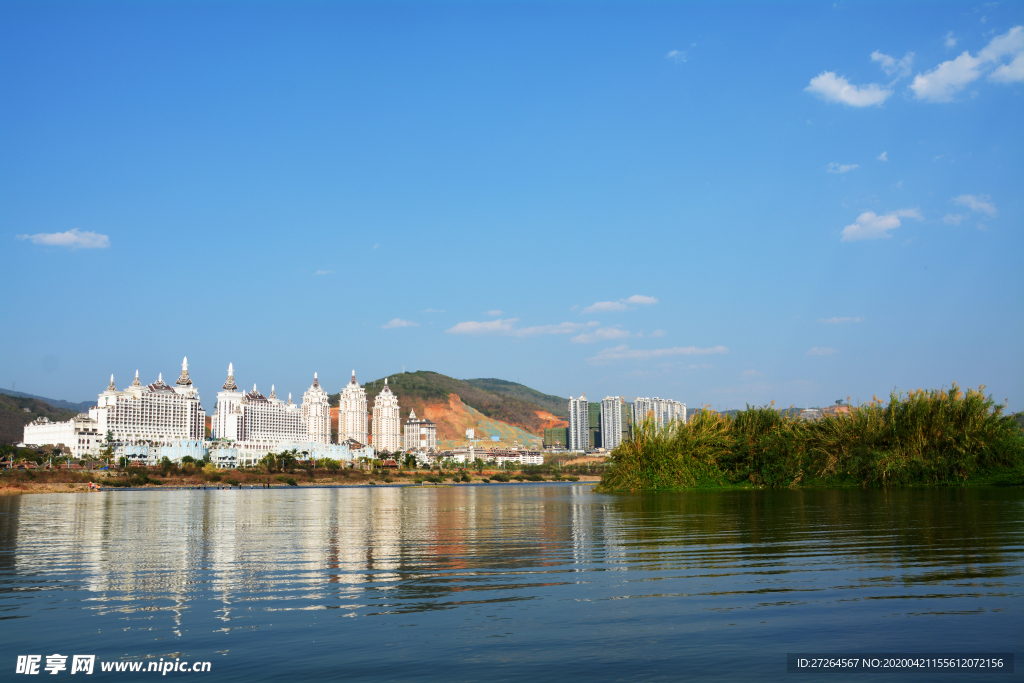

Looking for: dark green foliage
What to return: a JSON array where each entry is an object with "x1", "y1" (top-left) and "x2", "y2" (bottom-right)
[
  {"x1": 599, "y1": 385, "x2": 1024, "y2": 491},
  {"x1": 0, "y1": 393, "x2": 78, "y2": 446},
  {"x1": 490, "y1": 473, "x2": 510, "y2": 483},
  {"x1": 462, "y1": 378, "x2": 569, "y2": 417}
]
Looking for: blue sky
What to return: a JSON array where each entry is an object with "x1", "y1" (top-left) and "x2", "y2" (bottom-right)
[{"x1": 1, "y1": 1, "x2": 1021, "y2": 412}]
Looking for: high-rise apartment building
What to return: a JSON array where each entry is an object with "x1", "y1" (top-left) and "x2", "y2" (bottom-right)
[
  {"x1": 600, "y1": 396, "x2": 624, "y2": 451},
  {"x1": 301, "y1": 372, "x2": 330, "y2": 444},
  {"x1": 371, "y1": 378, "x2": 401, "y2": 453},
  {"x1": 632, "y1": 397, "x2": 653, "y2": 425},
  {"x1": 631, "y1": 397, "x2": 686, "y2": 428},
  {"x1": 338, "y1": 370, "x2": 368, "y2": 444},
  {"x1": 567, "y1": 395, "x2": 589, "y2": 452}
]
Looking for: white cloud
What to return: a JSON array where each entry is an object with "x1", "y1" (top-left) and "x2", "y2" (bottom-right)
[
  {"x1": 945, "y1": 32, "x2": 958, "y2": 48},
  {"x1": 871, "y1": 50, "x2": 914, "y2": 78},
  {"x1": 819, "y1": 316, "x2": 864, "y2": 324},
  {"x1": 583, "y1": 294, "x2": 658, "y2": 313},
  {"x1": 382, "y1": 318, "x2": 418, "y2": 329},
  {"x1": 943, "y1": 213, "x2": 968, "y2": 225},
  {"x1": 650, "y1": 329, "x2": 666, "y2": 337},
  {"x1": 571, "y1": 327, "x2": 633, "y2": 344},
  {"x1": 741, "y1": 369, "x2": 762, "y2": 377},
  {"x1": 515, "y1": 322, "x2": 597, "y2": 337},
  {"x1": 583, "y1": 301, "x2": 627, "y2": 313},
  {"x1": 446, "y1": 319, "x2": 598, "y2": 337},
  {"x1": 423, "y1": 308, "x2": 445, "y2": 313},
  {"x1": 16, "y1": 228, "x2": 110, "y2": 249},
  {"x1": 841, "y1": 208, "x2": 922, "y2": 242},
  {"x1": 911, "y1": 26, "x2": 1024, "y2": 101},
  {"x1": 877, "y1": 151, "x2": 888, "y2": 162},
  {"x1": 314, "y1": 269, "x2": 332, "y2": 275},
  {"x1": 665, "y1": 49, "x2": 687, "y2": 63},
  {"x1": 485, "y1": 309, "x2": 503, "y2": 316},
  {"x1": 953, "y1": 194, "x2": 997, "y2": 216},
  {"x1": 990, "y1": 52, "x2": 1024, "y2": 82},
  {"x1": 589, "y1": 344, "x2": 728, "y2": 364},
  {"x1": 827, "y1": 162, "x2": 859, "y2": 174},
  {"x1": 805, "y1": 72, "x2": 892, "y2": 107},
  {"x1": 806, "y1": 347, "x2": 839, "y2": 356},
  {"x1": 447, "y1": 318, "x2": 519, "y2": 335}
]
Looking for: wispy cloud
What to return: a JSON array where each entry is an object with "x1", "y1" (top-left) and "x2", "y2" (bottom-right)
[
  {"x1": 827, "y1": 162, "x2": 859, "y2": 174},
  {"x1": 953, "y1": 194, "x2": 997, "y2": 216},
  {"x1": 871, "y1": 50, "x2": 915, "y2": 78},
  {"x1": 486, "y1": 309, "x2": 503, "y2": 316},
  {"x1": 650, "y1": 329, "x2": 666, "y2": 338},
  {"x1": 447, "y1": 319, "x2": 598, "y2": 337},
  {"x1": 423, "y1": 308, "x2": 446, "y2": 313},
  {"x1": 16, "y1": 228, "x2": 110, "y2": 249},
  {"x1": 841, "y1": 208, "x2": 922, "y2": 241},
  {"x1": 805, "y1": 72, "x2": 892, "y2": 107},
  {"x1": 819, "y1": 316, "x2": 864, "y2": 324},
  {"x1": 943, "y1": 213, "x2": 968, "y2": 225},
  {"x1": 571, "y1": 327, "x2": 633, "y2": 344},
  {"x1": 806, "y1": 346, "x2": 839, "y2": 356},
  {"x1": 741, "y1": 369, "x2": 762, "y2": 377},
  {"x1": 382, "y1": 318, "x2": 418, "y2": 329},
  {"x1": 665, "y1": 49, "x2": 687, "y2": 63},
  {"x1": 911, "y1": 26, "x2": 1024, "y2": 102},
  {"x1": 314, "y1": 269, "x2": 332, "y2": 276},
  {"x1": 877, "y1": 151, "x2": 888, "y2": 162},
  {"x1": 589, "y1": 344, "x2": 728, "y2": 364},
  {"x1": 583, "y1": 294, "x2": 658, "y2": 313}
]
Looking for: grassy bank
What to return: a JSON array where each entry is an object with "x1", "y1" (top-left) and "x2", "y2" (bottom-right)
[{"x1": 597, "y1": 385, "x2": 1024, "y2": 492}]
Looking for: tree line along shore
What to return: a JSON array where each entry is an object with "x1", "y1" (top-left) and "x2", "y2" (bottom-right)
[
  {"x1": 0, "y1": 458, "x2": 604, "y2": 494},
  {"x1": 597, "y1": 385, "x2": 1024, "y2": 492}
]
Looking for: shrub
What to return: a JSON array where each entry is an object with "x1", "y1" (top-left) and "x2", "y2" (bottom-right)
[
  {"x1": 482, "y1": 478, "x2": 491, "y2": 483},
  {"x1": 491, "y1": 473, "x2": 510, "y2": 483}
]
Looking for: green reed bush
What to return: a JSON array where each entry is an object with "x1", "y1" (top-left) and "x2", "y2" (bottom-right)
[{"x1": 598, "y1": 384, "x2": 1023, "y2": 491}]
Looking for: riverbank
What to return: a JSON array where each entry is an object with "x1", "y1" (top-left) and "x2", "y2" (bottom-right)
[
  {"x1": 0, "y1": 470, "x2": 601, "y2": 495},
  {"x1": 598, "y1": 385, "x2": 1024, "y2": 492}
]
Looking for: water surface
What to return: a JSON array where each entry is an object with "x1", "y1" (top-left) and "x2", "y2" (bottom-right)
[{"x1": 1, "y1": 485, "x2": 1021, "y2": 681}]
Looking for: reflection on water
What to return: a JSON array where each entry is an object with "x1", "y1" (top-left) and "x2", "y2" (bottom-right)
[{"x1": 0, "y1": 486, "x2": 1021, "y2": 681}]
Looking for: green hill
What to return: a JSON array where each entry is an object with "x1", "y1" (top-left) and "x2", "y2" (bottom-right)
[
  {"x1": 0, "y1": 393, "x2": 79, "y2": 445},
  {"x1": 331, "y1": 371, "x2": 566, "y2": 436},
  {"x1": 463, "y1": 378, "x2": 568, "y2": 417}
]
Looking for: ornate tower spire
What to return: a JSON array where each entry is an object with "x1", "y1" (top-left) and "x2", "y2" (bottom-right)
[
  {"x1": 176, "y1": 356, "x2": 192, "y2": 386},
  {"x1": 223, "y1": 363, "x2": 237, "y2": 391},
  {"x1": 107, "y1": 374, "x2": 116, "y2": 391},
  {"x1": 158, "y1": 372, "x2": 163, "y2": 383},
  {"x1": 270, "y1": 384, "x2": 277, "y2": 400},
  {"x1": 132, "y1": 370, "x2": 141, "y2": 387},
  {"x1": 313, "y1": 371, "x2": 319, "y2": 388},
  {"x1": 287, "y1": 392, "x2": 292, "y2": 405},
  {"x1": 350, "y1": 369, "x2": 356, "y2": 384}
]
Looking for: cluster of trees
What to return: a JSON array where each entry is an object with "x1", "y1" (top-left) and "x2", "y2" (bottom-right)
[{"x1": 599, "y1": 385, "x2": 1024, "y2": 491}]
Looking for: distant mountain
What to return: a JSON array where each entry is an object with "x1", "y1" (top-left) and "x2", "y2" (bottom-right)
[
  {"x1": 463, "y1": 378, "x2": 568, "y2": 417},
  {"x1": 0, "y1": 388, "x2": 93, "y2": 414},
  {"x1": 0, "y1": 393, "x2": 81, "y2": 445},
  {"x1": 330, "y1": 371, "x2": 567, "y2": 442}
]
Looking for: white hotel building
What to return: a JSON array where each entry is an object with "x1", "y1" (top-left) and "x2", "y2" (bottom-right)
[
  {"x1": 301, "y1": 373, "x2": 330, "y2": 444},
  {"x1": 89, "y1": 358, "x2": 205, "y2": 447},
  {"x1": 371, "y1": 378, "x2": 401, "y2": 453},
  {"x1": 404, "y1": 409, "x2": 436, "y2": 453},
  {"x1": 338, "y1": 371, "x2": 368, "y2": 445}
]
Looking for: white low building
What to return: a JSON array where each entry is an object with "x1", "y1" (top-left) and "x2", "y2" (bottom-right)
[{"x1": 22, "y1": 413, "x2": 103, "y2": 458}]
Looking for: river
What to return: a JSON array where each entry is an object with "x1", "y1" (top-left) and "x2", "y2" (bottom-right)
[{"x1": 1, "y1": 484, "x2": 1021, "y2": 681}]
